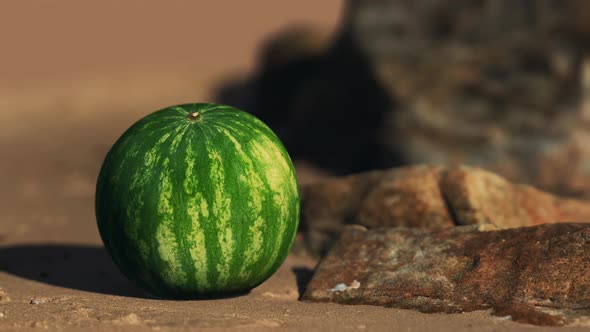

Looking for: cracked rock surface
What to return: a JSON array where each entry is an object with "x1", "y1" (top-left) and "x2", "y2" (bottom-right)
[
  {"x1": 302, "y1": 223, "x2": 590, "y2": 326},
  {"x1": 300, "y1": 165, "x2": 590, "y2": 256}
]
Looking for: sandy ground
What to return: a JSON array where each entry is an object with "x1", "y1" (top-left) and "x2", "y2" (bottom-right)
[{"x1": 0, "y1": 1, "x2": 586, "y2": 331}]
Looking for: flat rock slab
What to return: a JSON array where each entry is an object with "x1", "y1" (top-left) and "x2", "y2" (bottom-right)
[
  {"x1": 301, "y1": 165, "x2": 590, "y2": 255},
  {"x1": 302, "y1": 223, "x2": 590, "y2": 326}
]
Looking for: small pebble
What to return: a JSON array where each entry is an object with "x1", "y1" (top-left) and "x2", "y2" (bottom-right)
[
  {"x1": 30, "y1": 298, "x2": 47, "y2": 305},
  {"x1": 0, "y1": 312, "x2": 4, "y2": 318},
  {"x1": 0, "y1": 288, "x2": 10, "y2": 303},
  {"x1": 115, "y1": 313, "x2": 141, "y2": 325},
  {"x1": 330, "y1": 283, "x2": 347, "y2": 292},
  {"x1": 31, "y1": 321, "x2": 48, "y2": 328},
  {"x1": 329, "y1": 280, "x2": 361, "y2": 292}
]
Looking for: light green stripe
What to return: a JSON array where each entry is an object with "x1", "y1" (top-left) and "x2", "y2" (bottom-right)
[
  {"x1": 125, "y1": 178, "x2": 148, "y2": 263},
  {"x1": 156, "y1": 158, "x2": 188, "y2": 285},
  {"x1": 124, "y1": 130, "x2": 177, "y2": 267},
  {"x1": 184, "y1": 138, "x2": 210, "y2": 289},
  {"x1": 249, "y1": 135, "x2": 295, "y2": 275},
  {"x1": 187, "y1": 192, "x2": 210, "y2": 289},
  {"x1": 239, "y1": 216, "x2": 265, "y2": 279},
  {"x1": 155, "y1": 126, "x2": 190, "y2": 286},
  {"x1": 204, "y1": 139, "x2": 234, "y2": 286},
  {"x1": 216, "y1": 127, "x2": 266, "y2": 278}
]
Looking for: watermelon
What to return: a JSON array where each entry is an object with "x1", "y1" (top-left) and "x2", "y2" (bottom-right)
[{"x1": 95, "y1": 103, "x2": 300, "y2": 299}]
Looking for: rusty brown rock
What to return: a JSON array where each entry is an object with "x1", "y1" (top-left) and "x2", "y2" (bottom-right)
[
  {"x1": 301, "y1": 165, "x2": 590, "y2": 255},
  {"x1": 441, "y1": 166, "x2": 590, "y2": 228},
  {"x1": 357, "y1": 166, "x2": 454, "y2": 228},
  {"x1": 300, "y1": 165, "x2": 454, "y2": 255},
  {"x1": 302, "y1": 223, "x2": 590, "y2": 326}
]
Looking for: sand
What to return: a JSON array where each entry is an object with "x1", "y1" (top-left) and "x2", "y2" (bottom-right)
[{"x1": 0, "y1": 1, "x2": 585, "y2": 330}]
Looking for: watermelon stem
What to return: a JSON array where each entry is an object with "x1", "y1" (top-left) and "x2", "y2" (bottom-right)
[{"x1": 187, "y1": 112, "x2": 202, "y2": 122}]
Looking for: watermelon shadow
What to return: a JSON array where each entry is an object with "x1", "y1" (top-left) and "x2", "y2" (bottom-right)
[{"x1": 0, "y1": 244, "x2": 149, "y2": 298}]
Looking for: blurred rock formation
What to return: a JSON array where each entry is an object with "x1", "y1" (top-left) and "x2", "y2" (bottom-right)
[
  {"x1": 345, "y1": 0, "x2": 590, "y2": 197},
  {"x1": 218, "y1": 0, "x2": 590, "y2": 197}
]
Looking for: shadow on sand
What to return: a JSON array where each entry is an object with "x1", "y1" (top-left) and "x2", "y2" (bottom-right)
[
  {"x1": 0, "y1": 244, "x2": 258, "y2": 300},
  {"x1": 0, "y1": 244, "x2": 149, "y2": 298}
]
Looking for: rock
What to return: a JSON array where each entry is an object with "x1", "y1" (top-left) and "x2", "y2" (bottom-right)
[
  {"x1": 302, "y1": 223, "x2": 590, "y2": 326},
  {"x1": 30, "y1": 297, "x2": 49, "y2": 305},
  {"x1": 293, "y1": 160, "x2": 333, "y2": 186},
  {"x1": 441, "y1": 166, "x2": 590, "y2": 228},
  {"x1": 261, "y1": 290, "x2": 299, "y2": 301},
  {"x1": 31, "y1": 321, "x2": 49, "y2": 329},
  {"x1": 301, "y1": 165, "x2": 590, "y2": 255},
  {"x1": 347, "y1": 0, "x2": 590, "y2": 198},
  {"x1": 357, "y1": 166, "x2": 454, "y2": 229},
  {"x1": 300, "y1": 165, "x2": 453, "y2": 255},
  {"x1": 0, "y1": 288, "x2": 9, "y2": 303},
  {"x1": 112, "y1": 313, "x2": 142, "y2": 325}
]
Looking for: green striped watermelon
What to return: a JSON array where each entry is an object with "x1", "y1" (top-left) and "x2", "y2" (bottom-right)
[{"x1": 95, "y1": 103, "x2": 300, "y2": 299}]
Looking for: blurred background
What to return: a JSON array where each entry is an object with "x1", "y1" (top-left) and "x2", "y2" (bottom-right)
[
  {"x1": 0, "y1": 1, "x2": 342, "y2": 244},
  {"x1": 4, "y1": 0, "x2": 590, "y2": 246}
]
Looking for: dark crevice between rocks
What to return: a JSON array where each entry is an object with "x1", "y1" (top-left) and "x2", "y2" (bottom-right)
[
  {"x1": 292, "y1": 267, "x2": 315, "y2": 300},
  {"x1": 439, "y1": 170, "x2": 462, "y2": 227}
]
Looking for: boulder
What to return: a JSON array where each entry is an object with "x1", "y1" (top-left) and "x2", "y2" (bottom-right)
[{"x1": 302, "y1": 223, "x2": 590, "y2": 326}]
